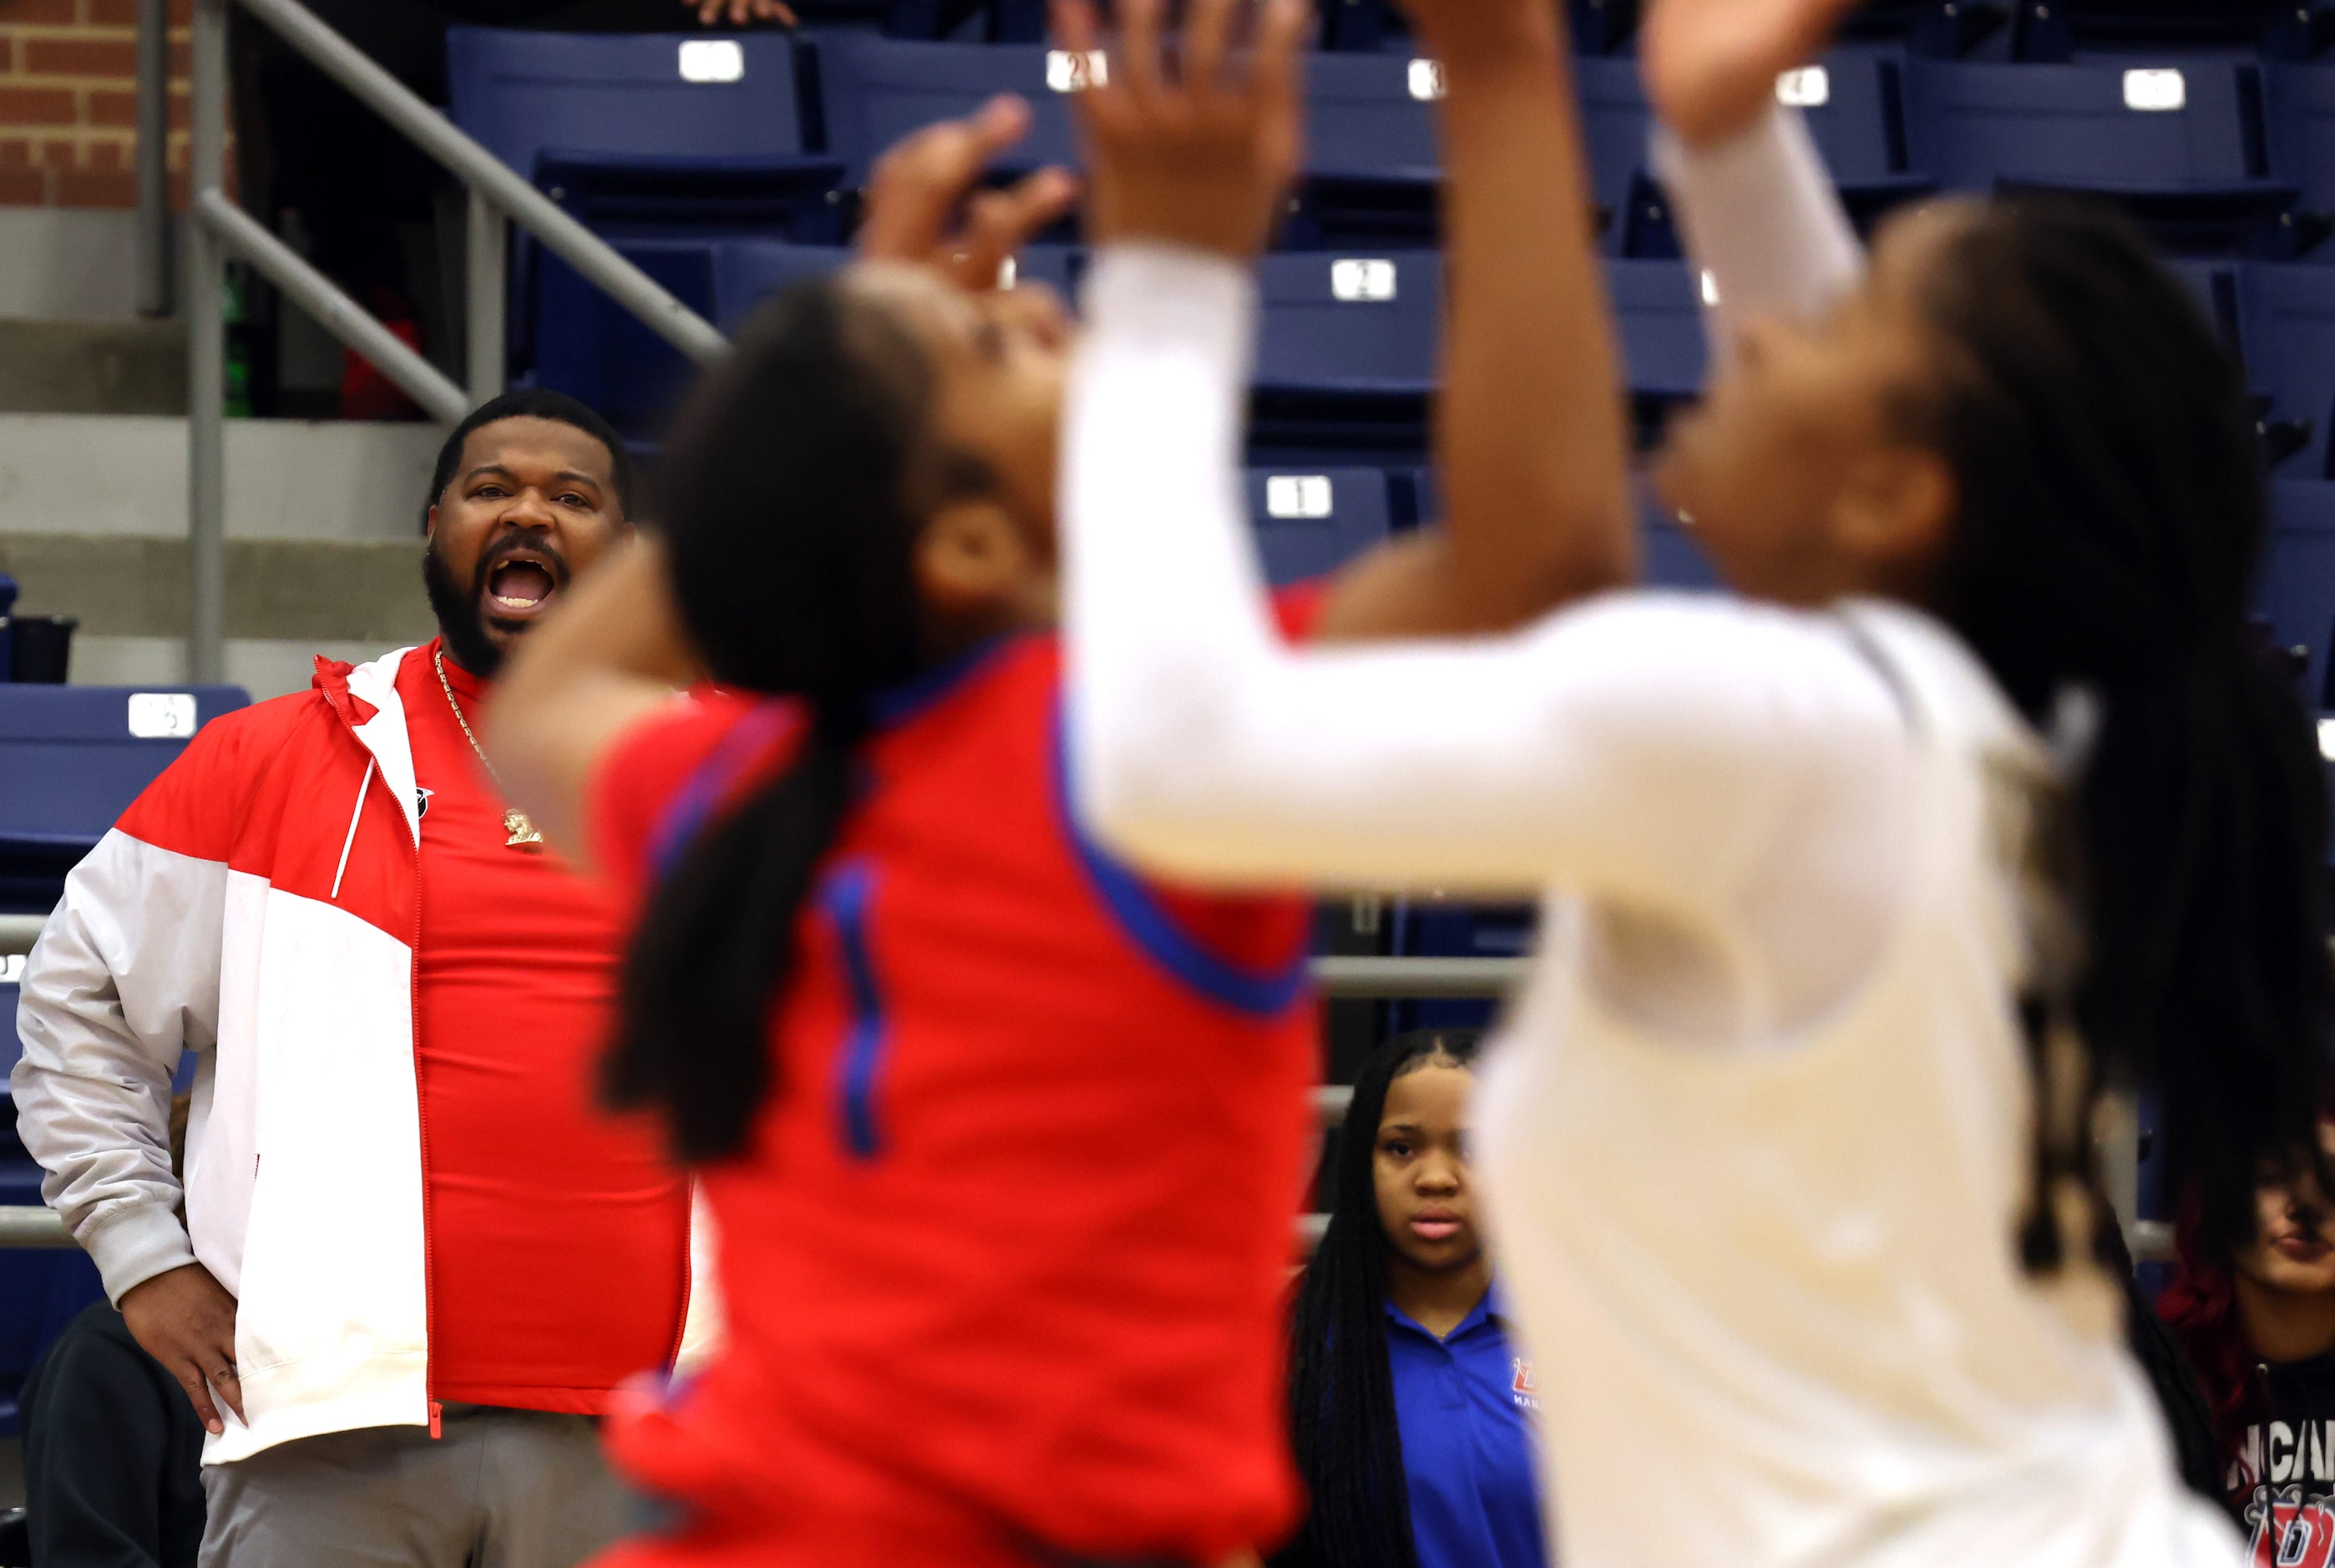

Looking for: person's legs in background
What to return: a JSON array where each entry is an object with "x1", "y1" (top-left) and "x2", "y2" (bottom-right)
[{"x1": 199, "y1": 1404, "x2": 635, "y2": 1568}]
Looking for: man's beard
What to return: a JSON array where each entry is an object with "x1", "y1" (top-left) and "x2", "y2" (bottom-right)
[
  {"x1": 422, "y1": 544, "x2": 505, "y2": 678},
  {"x1": 423, "y1": 534, "x2": 570, "y2": 680}
]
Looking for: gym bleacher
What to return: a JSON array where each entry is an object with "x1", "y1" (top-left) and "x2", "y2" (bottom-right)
[
  {"x1": 8, "y1": 0, "x2": 2335, "y2": 1454},
  {"x1": 431, "y1": 0, "x2": 2335, "y2": 1065},
  {"x1": 0, "y1": 686, "x2": 247, "y2": 1439}
]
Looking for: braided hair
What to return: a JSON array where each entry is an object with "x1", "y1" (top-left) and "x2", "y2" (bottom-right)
[
  {"x1": 606, "y1": 279, "x2": 942, "y2": 1163},
  {"x1": 1276, "y1": 1028, "x2": 1482, "y2": 1568},
  {"x1": 1907, "y1": 196, "x2": 2335, "y2": 1272}
]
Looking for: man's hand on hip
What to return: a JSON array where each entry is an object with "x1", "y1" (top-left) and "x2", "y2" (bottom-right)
[{"x1": 120, "y1": 1262, "x2": 244, "y2": 1435}]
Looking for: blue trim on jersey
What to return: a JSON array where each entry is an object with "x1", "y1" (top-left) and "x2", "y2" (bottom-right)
[
  {"x1": 820, "y1": 857, "x2": 889, "y2": 1159},
  {"x1": 871, "y1": 635, "x2": 1016, "y2": 729},
  {"x1": 646, "y1": 699, "x2": 796, "y2": 881},
  {"x1": 1048, "y1": 702, "x2": 1309, "y2": 1019}
]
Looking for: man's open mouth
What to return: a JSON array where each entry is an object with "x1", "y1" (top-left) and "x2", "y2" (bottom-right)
[{"x1": 482, "y1": 549, "x2": 562, "y2": 618}]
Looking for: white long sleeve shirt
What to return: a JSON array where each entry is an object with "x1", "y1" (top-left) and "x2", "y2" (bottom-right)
[{"x1": 1061, "y1": 108, "x2": 2242, "y2": 1568}]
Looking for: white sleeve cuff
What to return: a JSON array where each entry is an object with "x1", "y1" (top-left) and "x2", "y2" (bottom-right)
[
  {"x1": 1080, "y1": 243, "x2": 1259, "y2": 385},
  {"x1": 1651, "y1": 103, "x2": 1863, "y2": 328},
  {"x1": 81, "y1": 1200, "x2": 199, "y2": 1305}
]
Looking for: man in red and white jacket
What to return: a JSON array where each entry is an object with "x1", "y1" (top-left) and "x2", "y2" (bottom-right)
[{"x1": 13, "y1": 388, "x2": 712, "y2": 1567}]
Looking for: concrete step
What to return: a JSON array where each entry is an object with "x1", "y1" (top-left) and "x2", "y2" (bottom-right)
[
  {"x1": 0, "y1": 412, "x2": 443, "y2": 542},
  {"x1": 0, "y1": 319, "x2": 189, "y2": 417},
  {"x1": 0, "y1": 412, "x2": 450, "y2": 700}
]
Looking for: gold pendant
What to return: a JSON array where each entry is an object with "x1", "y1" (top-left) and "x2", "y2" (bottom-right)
[{"x1": 504, "y1": 808, "x2": 545, "y2": 852}]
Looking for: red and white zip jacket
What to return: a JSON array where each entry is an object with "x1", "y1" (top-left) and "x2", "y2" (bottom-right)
[{"x1": 11, "y1": 645, "x2": 716, "y2": 1464}]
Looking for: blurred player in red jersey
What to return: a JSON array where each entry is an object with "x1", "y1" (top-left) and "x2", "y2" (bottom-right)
[{"x1": 482, "y1": 4, "x2": 1631, "y2": 1558}]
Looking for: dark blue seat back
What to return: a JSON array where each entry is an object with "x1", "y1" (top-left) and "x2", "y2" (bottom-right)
[
  {"x1": 0, "y1": 686, "x2": 250, "y2": 913},
  {"x1": 1789, "y1": 54, "x2": 1922, "y2": 192},
  {"x1": 1903, "y1": 58, "x2": 2273, "y2": 195},
  {"x1": 2258, "y1": 481, "x2": 2335, "y2": 708},
  {"x1": 0, "y1": 685, "x2": 239, "y2": 1433},
  {"x1": 1608, "y1": 258, "x2": 1708, "y2": 402},
  {"x1": 1303, "y1": 53, "x2": 1441, "y2": 182},
  {"x1": 1243, "y1": 468, "x2": 1394, "y2": 586},
  {"x1": 2241, "y1": 265, "x2": 2335, "y2": 479},
  {"x1": 710, "y1": 240, "x2": 856, "y2": 329},
  {"x1": 2265, "y1": 65, "x2": 2335, "y2": 232},
  {"x1": 447, "y1": 28, "x2": 813, "y2": 180},
  {"x1": 535, "y1": 236, "x2": 720, "y2": 437},
  {"x1": 810, "y1": 36, "x2": 1080, "y2": 184},
  {"x1": 1254, "y1": 250, "x2": 1441, "y2": 391},
  {"x1": 1576, "y1": 55, "x2": 1657, "y2": 255}
]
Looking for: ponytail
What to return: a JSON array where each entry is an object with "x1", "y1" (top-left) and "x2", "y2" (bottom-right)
[
  {"x1": 605, "y1": 279, "x2": 935, "y2": 1164},
  {"x1": 608, "y1": 721, "x2": 860, "y2": 1162},
  {"x1": 1917, "y1": 197, "x2": 2335, "y2": 1272}
]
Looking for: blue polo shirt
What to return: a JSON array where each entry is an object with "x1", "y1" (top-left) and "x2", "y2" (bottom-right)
[{"x1": 1385, "y1": 1285, "x2": 1549, "y2": 1568}]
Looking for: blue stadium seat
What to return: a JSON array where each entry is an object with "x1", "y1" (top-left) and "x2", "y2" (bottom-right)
[
  {"x1": 534, "y1": 236, "x2": 724, "y2": 438},
  {"x1": 808, "y1": 36, "x2": 1082, "y2": 188},
  {"x1": 446, "y1": 28, "x2": 840, "y2": 243},
  {"x1": 2264, "y1": 66, "x2": 2335, "y2": 259},
  {"x1": 709, "y1": 240, "x2": 857, "y2": 329},
  {"x1": 0, "y1": 685, "x2": 240, "y2": 1437},
  {"x1": 1243, "y1": 468, "x2": 1395, "y2": 587},
  {"x1": 1255, "y1": 250, "x2": 1441, "y2": 392},
  {"x1": 2239, "y1": 265, "x2": 2335, "y2": 478},
  {"x1": 1580, "y1": 53, "x2": 1931, "y2": 258},
  {"x1": 447, "y1": 28, "x2": 843, "y2": 380},
  {"x1": 1608, "y1": 258, "x2": 1707, "y2": 404},
  {"x1": 1248, "y1": 251, "x2": 1440, "y2": 464},
  {"x1": 2016, "y1": 0, "x2": 2335, "y2": 62},
  {"x1": 0, "y1": 686, "x2": 249, "y2": 914},
  {"x1": 447, "y1": 29, "x2": 826, "y2": 191},
  {"x1": 538, "y1": 239, "x2": 1081, "y2": 437},
  {"x1": 1901, "y1": 58, "x2": 2293, "y2": 254},
  {"x1": 2257, "y1": 481, "x2": 2335, "y2": 710},
  {"x1": 1285, "y1": 53, "x2": 1442, "y2": 248},
  {"x1": 1576, "y1": 55, "x2": 1664, "y2": 255}
]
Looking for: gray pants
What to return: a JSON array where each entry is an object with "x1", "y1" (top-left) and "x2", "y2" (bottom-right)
[{"x1": 199, "y1": 1404, "x2": 638, "y2": 1568}]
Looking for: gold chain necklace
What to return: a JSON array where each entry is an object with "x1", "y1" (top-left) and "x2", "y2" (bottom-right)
[{"x1": 433, "y1": 647, "x2": 544, "y2": 852}]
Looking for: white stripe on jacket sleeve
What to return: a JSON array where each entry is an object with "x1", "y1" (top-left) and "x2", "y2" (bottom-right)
[{"x1": 13, "y1": 829, "x2": 227, "y2": 1302}]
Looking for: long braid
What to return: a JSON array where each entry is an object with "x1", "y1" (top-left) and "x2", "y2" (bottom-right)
[
  {"x1": 1912, "y1": 197, "x2": 2335, "y2": 1272},
  {"x1": 606, "y1": 280, "x2": 934, "y2": 1164},
  {"x1": 1276, "y1": 1029, "x2": 1482, "y2": 1568}
]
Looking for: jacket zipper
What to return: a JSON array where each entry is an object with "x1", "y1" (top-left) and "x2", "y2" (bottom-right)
[{"x1": 403, "y1": 773, "x2": 440, "y2": 1439}]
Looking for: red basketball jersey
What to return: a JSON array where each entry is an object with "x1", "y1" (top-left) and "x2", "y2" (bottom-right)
[{"x1": 588, "y1": 628, "x2": 1321, "y2": 1568}]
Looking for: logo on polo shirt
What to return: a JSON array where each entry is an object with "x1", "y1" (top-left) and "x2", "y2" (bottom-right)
[
  {"x1": 415, "y1": 787, "x2": 434, "y2": 820},
  {"x1": 1512, "y1": 1357, "x2": 1539, "y2": 1412}
]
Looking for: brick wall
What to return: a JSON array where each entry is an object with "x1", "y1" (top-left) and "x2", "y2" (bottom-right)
[{"x1": 0, "y1": 0, "x2": 192, "y2": 209}]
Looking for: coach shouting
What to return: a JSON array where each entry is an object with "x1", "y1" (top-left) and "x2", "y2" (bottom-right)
[{"x1": 13, "y1": 388, "x2": 710, "y2": 1568}]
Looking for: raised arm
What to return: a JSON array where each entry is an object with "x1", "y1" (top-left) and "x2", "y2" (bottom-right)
[
  {"x1": 1060, "y1": 0, "x2": 1879, "y2": 898},
  {"x1": 489, "y1": 100, "x2": 1079, "y2": 862},
  {"x1": 1641, "y1": 0, "x2": 1869, "y2": 341},
  {"x1": 1304, "y1": 0, "x2": 1634, "y2": 639}
]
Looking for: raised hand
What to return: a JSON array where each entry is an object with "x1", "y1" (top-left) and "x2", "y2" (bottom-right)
[
  {"x1": 1055, "y1": 0, "x2": 1312, "y2": 261},
  {"x1": 120, "y1": 1261, "x2": 245, "y2": 1436},
  {"x1": 857, "y1": 95, "x2": 1083, "y2": 292},
  {"x1": 1639, "y1": 0, "x2": 1866, "y2": 148},
  {"x1": 685, "y1": 0, "x2": 799, "y2": 26}
]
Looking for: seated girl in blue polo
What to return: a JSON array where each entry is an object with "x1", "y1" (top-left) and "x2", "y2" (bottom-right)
[{"x1": 1276, "y1": 1028, "x2": 1549, "y2": 1568}]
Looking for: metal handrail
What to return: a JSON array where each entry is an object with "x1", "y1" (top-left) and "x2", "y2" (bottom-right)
[
  {"x1": 178, "y1": 0, "x2": 734, "y2": 679},
  {"x1": 0, "y1": 905, "x2": 2186, "y2": 1264}
]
